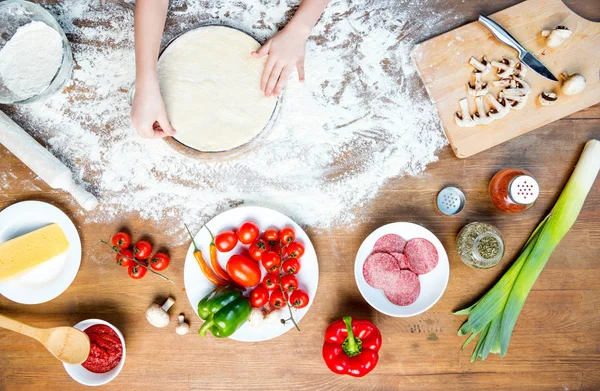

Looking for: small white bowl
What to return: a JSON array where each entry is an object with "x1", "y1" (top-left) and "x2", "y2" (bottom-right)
[
  {"x1": 63, "y1": 319, "x2": 126, "y2": 386},
  {"x1": 354, "y1": 222, "x2": 450, "y2": 317}
]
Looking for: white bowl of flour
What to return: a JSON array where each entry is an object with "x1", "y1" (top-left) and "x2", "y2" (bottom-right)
[{"x1": 0, "y1": 0, "x2": 73, "y2": 104}]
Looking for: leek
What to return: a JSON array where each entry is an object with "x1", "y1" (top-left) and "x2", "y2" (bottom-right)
[{"x1": 456, "y1": 140, "x2": 600, "y2": 361}]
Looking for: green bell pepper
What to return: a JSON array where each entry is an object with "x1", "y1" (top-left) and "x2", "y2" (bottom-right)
[{"x1": 197, "y1": 286, "x2": 252, "y2": 338}]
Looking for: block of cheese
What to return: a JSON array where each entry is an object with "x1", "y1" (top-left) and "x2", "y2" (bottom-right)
[{"x1": 0, "y1": 223, "x2": 69, "y2": 281}]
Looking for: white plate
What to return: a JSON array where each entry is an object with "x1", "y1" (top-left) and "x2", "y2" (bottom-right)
[
  {"x1": 183, "y1": 206, "x2": 319, "y2": 342},
  {"x1": 354, "y1": 222, "x2": 449, "y2": 317},
  {"x1": 0, "y1": 201, "x2": 81, "y2": 304},
  {"x1": 64, "y1": 319, "x2": 126, "y2": 386}
]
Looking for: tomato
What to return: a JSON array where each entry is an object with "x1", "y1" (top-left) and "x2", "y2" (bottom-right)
[
  {"x1": 149, "y1": 252, "x2": 170, "y2": 271},
  {"x1": 262, "y1": 273, "x2": 280, "y2": 290},
  {"x1": 282, "y1": 258, "x2": 301, "y2": 274},
  {"x1": 128, "y1": 262, "x2": 147, "y2": 279},
  {"x1": 250, "y1": 285, "x2": 269, "y2": 307},
  {"x1": 261, "y1": 251, "x2": 281, "y2": 273},
  {"x1": 270, "y1": 289, "x2": 288, "y2": 309},
  {"x1": 133, "y1": 240, "x2": 153, "y2": 259},
  {"x1": 115, "y1": 248, "x2": 134, "y2": 267},
  {"x1": 289, "y1": 289, "x2": 309, "y2": 309},
  {"x1": 226, "y1": 255, "x2": 261, "y2": 287},
  {"x1": 111, "y1": 232, "x2": 131, "y2": 249},
  {"x1": 215, "y1": 230, "x2": 238, "y2": 252},
  {"x1": 286, "y1": 241, "x2": 305, "y2": 259},
  {"x1": 279, "y1": 226, "x2": 295, "y2": 244},
  {"x1": 281, "y1": 274, "x2": 299, "y2": 293},
  {"x1": 270, "y1": 242, "x2": 282, "y2": 256},
  {"x1": 263, "y1": 228, "x2": 279, "y2": 242},
  {"x1": 249, "y1": 238, "x2": 269, "y2": 262},
  {"x1": 237, "y1": 221, "x2": 260, "y2": 245}
]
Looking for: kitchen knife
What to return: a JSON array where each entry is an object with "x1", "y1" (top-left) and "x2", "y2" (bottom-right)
[{"x1": 478, "y1": 15, "x2": 558, "y2": 82}]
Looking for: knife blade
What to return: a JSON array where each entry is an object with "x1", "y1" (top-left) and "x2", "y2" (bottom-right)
[{"x1": 478, "y1": 15, "x2": 558, "y2": 82}]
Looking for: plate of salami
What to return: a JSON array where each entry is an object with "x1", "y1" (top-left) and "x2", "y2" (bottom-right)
[{"x1": 354, "y1": 222, "x2": 449, "y2": 317}]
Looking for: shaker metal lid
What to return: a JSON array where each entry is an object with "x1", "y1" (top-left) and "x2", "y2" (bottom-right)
[
  {"x1": 436, "y1": 187, "x2": 466, "y2": 215},
  {"x1": 509, "y1": 175, "x2": 540, "y2": 205}
]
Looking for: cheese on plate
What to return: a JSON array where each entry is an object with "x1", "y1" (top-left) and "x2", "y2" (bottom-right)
[{"x1": 0, "y1": 223, "x2": 69, "y2": 281}]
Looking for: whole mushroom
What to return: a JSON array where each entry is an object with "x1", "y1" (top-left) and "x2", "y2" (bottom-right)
[
  {"x1": 176, "y1": 314, "x2": 190, "y2": 335},
  {"x1": 560, "y1": 72, "x2": 586, "y2": 96},
  {"x1": 146, "y1": 297, "x2": 175, "y2": 328}
]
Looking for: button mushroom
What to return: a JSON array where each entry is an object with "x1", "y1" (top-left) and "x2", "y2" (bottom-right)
[
  {"x1": 455, "y1": 98, "x2": 476, "y2": 128},
  {"x1": 539, "y1": 92, "x2": 558, "y2": 106},
  {"x1": 500, "y1": 91, "x2": 528, "y2": 110},
  {"x1": 485, "y1": 93, "x2": 510, "y2": 119},
  {"x1": 467, "y1": 71, "x2": 488, "y2": 96},
  {"x1": 146, "y1": 297, "x2": 175, "y2": 328},
  {"x1": 541, "y1": 26, "x2": 572, "y2": 48},
  {"x1": 469, "y1": 56, "x2": 491, "y2": 77},
  {"x1": 491, "y1": 58, "x2": 516, "y2": 77},
  {"x1": 473, "y1": 96, "x2": 494, "y2": 125},
  {"x1": 175, "y1": 314, "x2": 189, "y2": 335},
  {"x1": 560, "y1": 72, "x2": 586, "y2": 95}
]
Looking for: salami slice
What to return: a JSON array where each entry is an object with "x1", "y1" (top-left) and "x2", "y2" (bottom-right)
[
  {"x1": 404, "y1": 238, "x2": 438, "y2": 275},
  {"x1": 384, "y1": 270, "x2": 420, "y2": 306},
  {"x1": 362, "y1": 253, "x2": 400, "y2": 289},
  {"x1": 390, "y1": 252, "x2": 410, "y2": 269},
  {"x1": 373, "y1": 234, "x2": 407, "y2": 253}
]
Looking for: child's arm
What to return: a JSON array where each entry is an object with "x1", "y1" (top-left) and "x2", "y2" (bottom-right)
[
  {"x1": 130, "y1": 0, "x2": 176, "y2": 138},
  {"x1": 252, "y1": 0, "x2": 329, "y2": 97}
]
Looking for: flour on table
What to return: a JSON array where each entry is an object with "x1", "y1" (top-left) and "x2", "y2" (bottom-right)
[
  {"x1": 5, "y1": 0, "x2": 455, "y2": 244},
  {"x1": 0, "y1": 21, "x2": 63, "y2": 101}
]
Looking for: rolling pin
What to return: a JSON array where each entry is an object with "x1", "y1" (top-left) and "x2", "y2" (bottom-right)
[{"x1": 0, "y1": 110, "x2": 98, "y2": 210}]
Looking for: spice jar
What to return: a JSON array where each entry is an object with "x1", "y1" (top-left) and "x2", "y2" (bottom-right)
[
  {"x1": 456, "y1": 222, "x2": 504, "y2": 269},
  {"x1": 489, "y1": 168, "x2": 540, "y2": 214}
]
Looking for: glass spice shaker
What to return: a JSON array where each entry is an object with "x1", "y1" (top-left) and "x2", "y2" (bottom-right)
[
  {"x1": 489, "y1": 168, "x2": 540, "y2": 214},
  {"x1": 456, "y1": 222, "x2": 505, "y2": 269}
]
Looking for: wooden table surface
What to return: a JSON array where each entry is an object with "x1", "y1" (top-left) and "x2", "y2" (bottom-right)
[{"x1": 1, "y1": 1, "x2": 599, "y2": 390}]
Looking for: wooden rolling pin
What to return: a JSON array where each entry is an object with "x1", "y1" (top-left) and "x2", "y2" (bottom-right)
[{"x1": 0, "y1": 110, "x2": 98, "y2": 210}]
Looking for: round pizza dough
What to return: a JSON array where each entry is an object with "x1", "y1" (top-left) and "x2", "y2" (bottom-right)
[{"x1": 157, "y1": 26, "x2": 277, "y2": 152}]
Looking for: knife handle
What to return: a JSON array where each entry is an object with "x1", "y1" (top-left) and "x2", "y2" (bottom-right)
[{"x1": 478, "y1": 15, "x2": 525, "y2": 57}]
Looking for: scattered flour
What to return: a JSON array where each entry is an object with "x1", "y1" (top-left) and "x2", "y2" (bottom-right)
[
  {"x1": 4, "y1": 0, "x2": 455, "y2": 243},
  {"x1": 0, "y1": 21, "x2": 63, "y2": 101}
]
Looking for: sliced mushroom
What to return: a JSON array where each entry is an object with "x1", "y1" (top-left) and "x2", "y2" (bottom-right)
[
  {"x1": 492, "y1": 78, "x2": 512, "y2": 88},
  {"x1": 560, "y1": 72, "x2": 586, "y2": 95},
  {"x1": 501, "y1": 91, "x2": 528, "y2": 110},
  {"x1": 467, "y1": 71, "x2": 488, "y2": 96},
  {"x1": 514, "y1": 62, "x2": 527, "y2": 77},
  {"x1": 541, "y1": 26, "x2": 572, "y2": 48},
  {"x1": 455, "y1": 98, "x2": 476, "y2": 128},
  {"x1": 473, "y1": 96, "x2": 494, "y2": 125},
  {"x1": 538, "y1": 92, "x2": 558, "y2": 106},
  {"x1": 485, "y1": 93, "x2": 510, "y2": 119},
  {"x1": 511, "y1": 76, "x2": 531, "y2": 94},
  {"x1": 469, "y1": 56, "x2": 491, "y2": 77},
  {"x1": 491, "y1": 58, "x2": 516, "y2": 77}
]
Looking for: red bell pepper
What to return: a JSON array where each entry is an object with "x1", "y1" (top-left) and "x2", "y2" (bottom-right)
[{"x1": 322, "y1": 316, "x2": 382, "y2": 377}]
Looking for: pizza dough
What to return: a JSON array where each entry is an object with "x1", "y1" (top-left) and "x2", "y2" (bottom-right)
[{"x1": 157, "y1": 26, "x2": 277, "y2": 152}]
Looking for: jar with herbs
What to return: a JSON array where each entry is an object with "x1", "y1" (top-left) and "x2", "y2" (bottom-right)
[{"x1": 456, "y1": 222, "x2": 504, "y2": 269}]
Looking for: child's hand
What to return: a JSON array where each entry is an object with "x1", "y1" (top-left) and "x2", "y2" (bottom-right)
[
  {"x1": 251, "y1": 23, "x2": 311, "y2": 97},
  {"x1": 130, "y1": 78, "x2": 176, "y2": 138}
]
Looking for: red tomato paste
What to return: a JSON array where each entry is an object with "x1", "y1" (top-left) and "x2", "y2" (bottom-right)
[{"x1": 82, "y1": 324, "x2": 123, "y2": 374}]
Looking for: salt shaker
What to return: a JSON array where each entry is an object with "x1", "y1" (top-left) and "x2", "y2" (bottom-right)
[{"x1": 489, "y1": 168, "x2": 540, "y2": 214}]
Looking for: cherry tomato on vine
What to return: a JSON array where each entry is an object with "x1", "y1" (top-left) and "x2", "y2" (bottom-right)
[
  {"x1": 262, "y1": 273, "x2": 280, "y2": 290},
  {"x1": 282, "y1": 258, "x2": 301, "y2": 274},
  {"x1": 280, "y1": 226, "x2": 295, "y2": 244},
  {"x1": 270, "y1": 242, "x2": 282, "y2": 255},
  {"x1": 249, "y1": 238, "x2": 269, "y2": 262},
  {"x1": 111, "y1": 232, "x2": 131, "y2": 250},
  {"x1": 237, "y1": 221, "x2": 260, "y2": 245},
  {"x1": 261, "y1": 251, "x2": 281, "y2": 273},
  {"x1": 150, "y1": 252, "x2": 170, "y2": 271},
  {"x1": 115, "y1": 248, "x2": 134, "y2": 267},
  {"x1": 226, "y1": 255, "x2": 261, "y2": 287},
  {"x1": 250, "y1": 285, "x2": 269, "y2": 307},
  {"x1": 215, "y1": 230, "x2": 238, "y2": 252},
  {"x1": 133, "y1": 240, "x2": 153, "y2": 260},
  {"x1": 286, "y1": 242, "x2": 305, "y2": 259},
  {"x1": 289, "y1": 289, "x2": 309, "y2": 309},
  {"x1": 270, "y1": 289, "x2": 288, "y2": 309},
  {"x1": 128, "y1": 262, "x2": 147, "y2": 279},
  {"x1": 263, "y1": 228, "x2": 279, "y2": 242},
  {"x1": 281, "y1": 274, "x2": 299, "y2": 293}
]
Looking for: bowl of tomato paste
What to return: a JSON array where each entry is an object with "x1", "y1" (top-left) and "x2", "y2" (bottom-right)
[{"x1": 63, "y1": 319, "x2": 126, "y2": 386}]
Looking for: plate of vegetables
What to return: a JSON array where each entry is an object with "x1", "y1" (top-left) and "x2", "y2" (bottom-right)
[{"x1": 183, "y1": 206, "x2": 319, "y2": 342}]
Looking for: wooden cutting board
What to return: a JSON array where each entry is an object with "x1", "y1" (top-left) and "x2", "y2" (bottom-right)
[{"x1": 412, "y1": 0, "x2": 600, "y2": 158}]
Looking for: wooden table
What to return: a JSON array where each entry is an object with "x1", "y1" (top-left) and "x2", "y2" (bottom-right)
[{"x1": 1, "y1": 1, "x2": 599, "y2": 390}]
